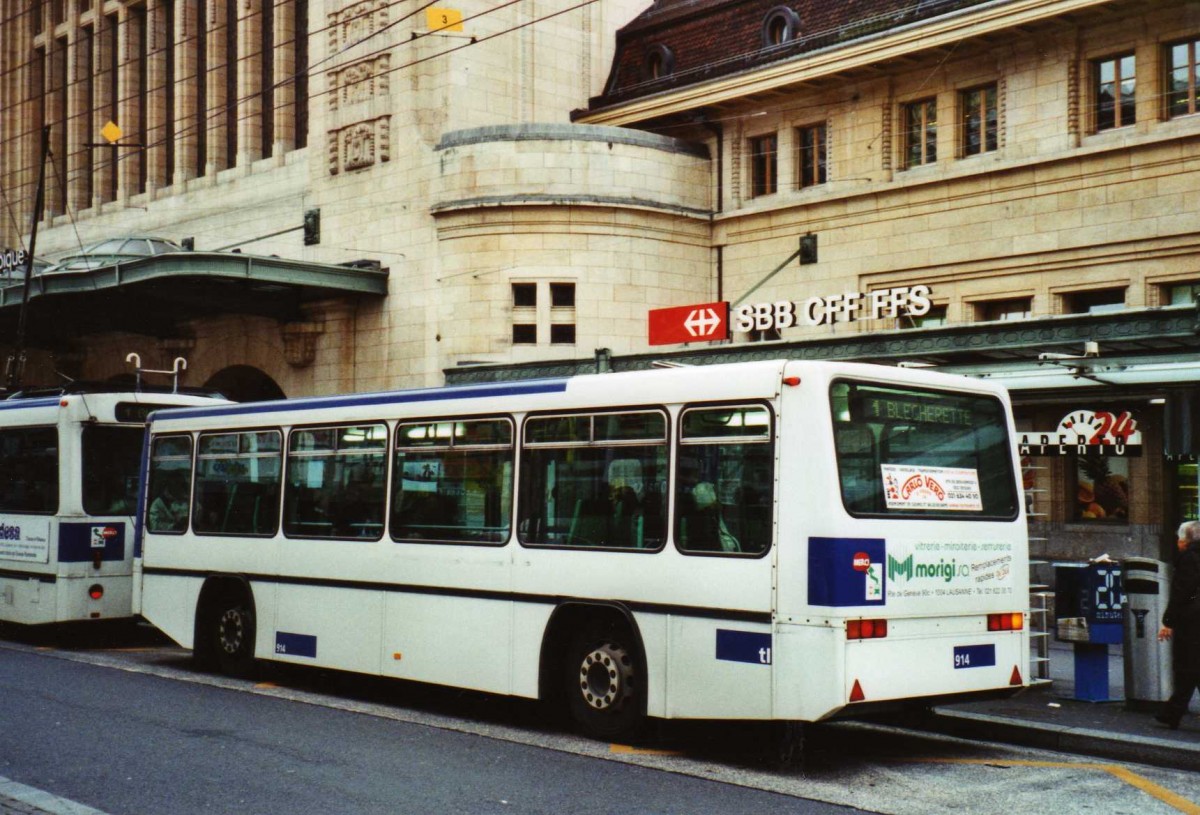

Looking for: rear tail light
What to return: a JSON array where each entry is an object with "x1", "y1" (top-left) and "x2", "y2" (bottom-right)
[
  {"x1": 846, "y1": 618, "x2": 888, "y2": 640},
  {"x1": 987, "y1": 612, "x2": 1024, "y2": 631},
  {"x1": 88, "y1": 584, "x2": 104, "y2": 601}
]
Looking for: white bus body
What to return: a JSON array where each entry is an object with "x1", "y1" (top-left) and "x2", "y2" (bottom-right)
[
  {"x1": 137, "y1": 360, "x2": 1029, "y2": 736},
  {"x1": 0, "y1": 390, "x2": 229, "y2": 625}
]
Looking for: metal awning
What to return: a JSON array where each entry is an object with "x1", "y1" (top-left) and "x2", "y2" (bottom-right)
[{"x1": 0, "y1": 251, "x2": 389, "y2": 345}]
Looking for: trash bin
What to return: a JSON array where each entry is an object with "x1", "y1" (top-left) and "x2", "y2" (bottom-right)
[{"x1": 1122, "y1": 557, "x2": 1172, "y2": 708}]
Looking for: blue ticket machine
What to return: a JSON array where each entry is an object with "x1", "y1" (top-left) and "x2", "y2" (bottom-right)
[{"x1": 1055, "y1": 562, "x2": 1124, "y2": 702}]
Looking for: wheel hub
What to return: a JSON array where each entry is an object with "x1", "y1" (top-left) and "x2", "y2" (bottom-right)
[
  {"x1": 579, "y1": 642, "x2": 633, "y2": 711},
  {"x1": 218, "y1": 608, "x2": 244, "y2": 655}
]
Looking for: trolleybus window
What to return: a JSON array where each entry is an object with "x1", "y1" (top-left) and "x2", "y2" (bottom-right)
[
  {"x1": 193, "y1": 430, "x2": 282, "y2": 536},
  {"x1": 831, "y1": 381, "x2": 1018, "y2": 519},
  {"x1": 81, "y1": 426, "x2": 144, "y2": 515},
  {"x1": 391, "y1": 418, "x2": 513, "y2": 544},
  {"x1": 0, "y1": 427, "x2": 58, "y2": 514},
  {"x1": 285, "y1": 424, "x2": 387, "y2": 540},
  {"x1": 675, "y1": 405, "x2": 773, "y2": 555},
  {"x1": 519, "y1": 411, "x2": 667, "y2": 549},
  {"x1": 147, "y1": 435, "x2": 194, "y2": 533}
]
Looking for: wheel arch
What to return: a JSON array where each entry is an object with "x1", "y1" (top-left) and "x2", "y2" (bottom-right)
[
  {"x1": 537, "y1": 600, "x2": 648, "y2": 714},
  {"x1": 193, "y1": 574, "x2": 256, "y2": 667}
]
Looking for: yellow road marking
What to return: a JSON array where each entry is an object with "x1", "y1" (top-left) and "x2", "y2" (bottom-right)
[
  {"x1": 610, "y1": 744, "x2": 683, "y2": 756},
  {"x1": 913, "y1": 758, "x2": 1199, "y2": 814}
]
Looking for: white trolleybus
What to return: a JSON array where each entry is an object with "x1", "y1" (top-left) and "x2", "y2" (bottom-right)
[
  {"x1": 136, "y1": 360, "x2": 1029, "y2": 739},
  {"x1": 0, "y1": 382, "x2": 228, "y2": 625}
]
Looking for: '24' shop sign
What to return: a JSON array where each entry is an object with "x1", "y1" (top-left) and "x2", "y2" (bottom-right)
[{"x1": 1018, "y1": 409, "x2": 1141, "y2": 456}]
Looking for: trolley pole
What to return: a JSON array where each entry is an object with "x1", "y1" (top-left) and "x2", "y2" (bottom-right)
[{"x1": 6, "y1": 125, "x2": 51, "y2": 392}]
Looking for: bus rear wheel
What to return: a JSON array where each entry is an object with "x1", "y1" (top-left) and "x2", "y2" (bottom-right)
[
  {"x1": 565, "y1": 627, "x2": 643, "y2": 741},
  {"x1": 208, "y1": 589, "x2": 256, "y2": 677}
]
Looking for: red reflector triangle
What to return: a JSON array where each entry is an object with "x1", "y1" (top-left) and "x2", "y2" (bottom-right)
[
  {"x1": 849, "y1": 679, "x2": 865, "y2": 702},
  {"x1": 1009, "y1": 666, "x2": 1023, "y2": 686}
]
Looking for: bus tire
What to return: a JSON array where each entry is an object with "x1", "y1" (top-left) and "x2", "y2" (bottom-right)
[
  {"x1": 564, "y1": 624, "x2": 644, "y2": 741},
  {"x1": 207, "y1": 586, "x2": 257, "y2": 678}
]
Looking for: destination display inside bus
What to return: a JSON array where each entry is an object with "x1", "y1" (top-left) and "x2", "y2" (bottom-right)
[
  {"x1": 853, "y1": 390, "x2": 975, "y2": 427},
  {"x1": 115, "y1": 403, "x2": 174, "y2": 423}
]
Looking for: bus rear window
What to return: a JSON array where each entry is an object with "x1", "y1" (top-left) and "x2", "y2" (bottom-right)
[{"x1": 830, "y1": 381, "x2": 1018, "y2": 519}]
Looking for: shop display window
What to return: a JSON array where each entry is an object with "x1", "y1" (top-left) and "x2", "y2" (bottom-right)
[{"x1": 1073, "y1": 454, "x2": 1129, "y2": 522}]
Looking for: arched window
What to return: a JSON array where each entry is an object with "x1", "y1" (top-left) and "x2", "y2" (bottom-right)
[
  {"x1": 645, "y1": 44, "x2": 675, "y2": 80},
  {"x1": 762, "y1": 7, "x2": 800, "y2": 48}
]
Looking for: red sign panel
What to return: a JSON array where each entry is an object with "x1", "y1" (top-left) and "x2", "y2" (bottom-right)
[{"x1": 648, "y1": 302, "x2": 730, "y2": 346}]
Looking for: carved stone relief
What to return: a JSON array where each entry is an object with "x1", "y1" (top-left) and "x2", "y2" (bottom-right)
[
  {"x1": 329, "y1": 54, "x2": 391, "y2": 111},
  {"x1": 328, "y1": 116, "x2": 391, "y2": 175},
  {"x1": 328, "y1": 0, "x2": 389, "y2": 53}
]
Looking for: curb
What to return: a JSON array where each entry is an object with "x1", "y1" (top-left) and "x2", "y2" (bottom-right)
[{"x1": 926, "y1": 707, "x2": 1200, "y2": 773}]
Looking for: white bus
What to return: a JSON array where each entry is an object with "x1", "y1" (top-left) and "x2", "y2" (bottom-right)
[
  {"x1": 137, "y1": 360, "x2": 1029, "y2": 739},
  {"x1": 0, "y1": 387, "x2": 228, "y2": 625}
]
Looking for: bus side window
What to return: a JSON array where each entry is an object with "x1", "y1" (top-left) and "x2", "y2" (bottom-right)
[
  {"x1": 146, "y1": 435, "x2": 193, "y2": 534},
  {"x1": 675, "y1": 405, "x2": 773, "y2": 556}
]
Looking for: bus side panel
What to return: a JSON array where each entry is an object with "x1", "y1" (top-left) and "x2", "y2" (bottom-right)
[
  {"x1": 512, "y1": 603, "x2": 554, "y2": 700},
  {"x1": 773, "y1": 623, "x2": 844, "y2": 721},
  {"x1": 141, "y1": 573, "x2": 204, "y2": 648},
  {"x1": 0, "y1": 575, "x2": 56, "y2": 625},
  {"x1": 666, "y1": 617, "x2": 773, "y2": 719},
  {"x1": 272, "y1": 585, "x2": 383, "y2": 674},
  {"x1": 380, "y1": 594, "x2": 513, "y2": 695}
]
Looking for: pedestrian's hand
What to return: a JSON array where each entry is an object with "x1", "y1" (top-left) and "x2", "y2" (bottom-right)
[{"x1": 1157, "y1": 625, "x2": 1173, "y2": 641}]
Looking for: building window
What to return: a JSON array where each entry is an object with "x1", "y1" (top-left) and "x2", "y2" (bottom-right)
[
  {"x1": 645, "y1": 44, "x2": 674, "y2": 80},
  {"x1": 512, "y1": 283, "x2": 536, "y2": 308},
  {"x1": 898, "y1": 304, "x2": 947, "y2": 330},
  {"x1": 512, "y1": 324, "x2": 537, "y2": 344},
  {"x1": 550, "y1": 324, "x2": 576, "y2": 345},
  {"x1": 1167, "y1": 282, "x2": 1200, "y2": 305},
  {"x1": 796, "y1": 123, "x2": 827, "y2": 188},
  {"x1": 550, "y1": 282, "x2": 575, "y2": 308},
  {"x1": 1167, "y1": 38, "x2": 1200, "y2": 118},
  {"x1": 904, "y1": 98, "x2": 937, "y2": 168},
  {"x1": 977, "y1": 297, "x2": 1032, "y2": 322},
  {"x1": 1074, "y1": 454, "x2": 1129, "y2": 523},
  {"x1": 1065, "y1": 288, "x2": 1125, "y2": 314},
  {"x1": 749, "y1": 134, "x2": 777, "y2": 197},
  {"x1": 1094, "y1": 54, "x2": 1135, "y2": 131},
  {"x1": 961, "y1": 84, "x2": 998, "y2": 156},
  {"x1": 762, "y1": 7, "x2": 800, "y2": 47}
]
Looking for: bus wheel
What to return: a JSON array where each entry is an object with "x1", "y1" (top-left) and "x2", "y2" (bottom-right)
[
  {"x1": 565, "y1": 627, "x2": 643, "y2": 741},
  {"x1": 211, "y1": 590, "x2": 256, "y2": 677}
]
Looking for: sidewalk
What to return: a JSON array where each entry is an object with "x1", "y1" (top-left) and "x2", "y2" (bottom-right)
[{"x1": 926, "y1": 640, "x2": 1200, "y2": 772}]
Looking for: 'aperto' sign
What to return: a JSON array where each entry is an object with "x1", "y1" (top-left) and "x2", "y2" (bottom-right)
[{"x1": 1018, "y1": 409, "x2": 1142, "y2": 456}]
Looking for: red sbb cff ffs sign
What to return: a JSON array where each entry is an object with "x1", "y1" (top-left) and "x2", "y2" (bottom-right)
[
  {"x1": 648, "y1": 302, "x2": 730, "y2": 346},
  {"x1": 852, "y1": 552, "x2": 871, "y2": 573}
]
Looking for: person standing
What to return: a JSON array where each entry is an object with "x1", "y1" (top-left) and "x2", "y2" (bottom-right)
[{"x1": 1156, "y1": 520, "x2": 1200, "y2": 729}]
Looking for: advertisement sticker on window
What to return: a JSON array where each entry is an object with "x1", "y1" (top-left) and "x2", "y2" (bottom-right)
[{"x1": 881, "y1": 464, "x2": 983, "y2": 511}]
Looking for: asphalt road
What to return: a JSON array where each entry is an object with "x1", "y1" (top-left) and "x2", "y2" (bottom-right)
[
  {"x1": 2, "y1": 631, "x2": 1199, "y2": 815},
  {"x1": 0, "y1": 646, "x2": 861, "y2": 815}
]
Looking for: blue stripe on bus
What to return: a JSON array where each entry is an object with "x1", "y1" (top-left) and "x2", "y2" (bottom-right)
[
  {"x1": 715, "y1": 629, "x2": 772, "y2": 665},
  {"x1": 807, "y1": 536, "x2": 887, "y2": 608},
  {"x1": 275, "y1": 632, "x2": 318, "y2": 658},
  {"x1": 154, "y1": 380, "x2": 571, "y2": 422},
  {"x1": 58, "y1": 522, "x2": 126, "y2": 563},
  {"x1": 0, "y1": 397, "x2": 61, "y2": 412}
]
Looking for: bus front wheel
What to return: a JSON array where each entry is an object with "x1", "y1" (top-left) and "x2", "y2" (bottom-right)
[
  {"x1": 564, "y1": 626, "x2": 644, "y2": 741},
  {"x1": 207, "y1": 589, "x2": 256, "y2": 677}
]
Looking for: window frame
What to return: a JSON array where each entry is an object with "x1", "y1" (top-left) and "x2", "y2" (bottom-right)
[
  {"x1": 1092, "y1": 52, "x2": 1136, "y2": 132},
  {"x1": 796, "y1": 122, "x2": 827, "y2": 189},
  {"x1": 391, "y1": 415, "x2": 515, "y2": 547},
  {"x1": 960, "y1": 83, "x2": 998, "y2": 157},
  {"x1": 903, "y1": 97, "x2": 937, "y2": 169},
  {"x1": 0, "y1": 426, "x2": 59, "y2": 515},
  {"x1": 145, "y1": 434, "x2": 195, "y2": 535},
  {"x1": 674, "y1": 402, "x2": 775, "y2": 559},
  {"x1": 1166, "y1": 37, "x2": 1200, "y2": 118},
  {"x1": 517, "y1": 408, "x2": 670, "y2": 552},
  {"x1": 749, "y1": 133, "x2": 778, "y2": 197},
  {"x1": 192, "y1": 427, "x2": 283, "y2": 537},
  {"x1": 283, "y1": 422, "x2": 389, "y2": 541}
]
